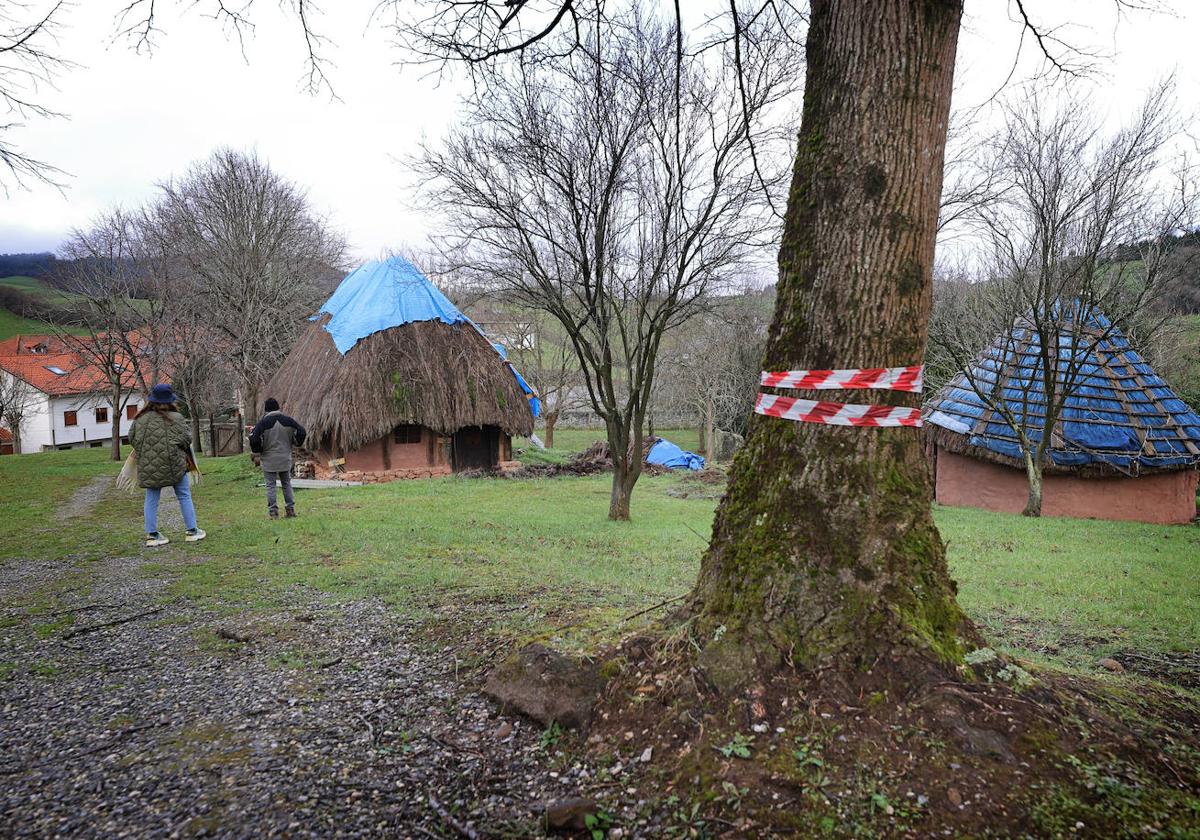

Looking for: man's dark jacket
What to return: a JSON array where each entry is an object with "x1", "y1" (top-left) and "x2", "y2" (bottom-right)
[{"x1": 249, "y1": 411, "x2": 307, "y2": 473}]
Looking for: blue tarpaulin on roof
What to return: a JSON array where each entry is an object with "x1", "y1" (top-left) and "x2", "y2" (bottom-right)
[
  {"x1": 491, "y1": 342, "x2": 542, "y2": 418},
  {"x1": 647, "y1": 438, "x2": 705, "y2": 471},
  {"x1": 315, "y1": 255, "x2": 541, "y2": 418},
  {"x1": 925, "y1": 303, "x2": 1200, "y2": 472},
  {"x1": 316, "y1": 257, "x2": 468, "y2": 354}
]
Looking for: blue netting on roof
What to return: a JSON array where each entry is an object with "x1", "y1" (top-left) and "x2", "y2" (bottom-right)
[{"x1": 925, "y1": 305, "x2": 1200, "y2": 472}]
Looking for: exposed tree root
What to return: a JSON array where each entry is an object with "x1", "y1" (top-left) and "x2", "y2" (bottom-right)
[{"x1": 581, "y1": 625, "x2": 1200, "y2": 837}]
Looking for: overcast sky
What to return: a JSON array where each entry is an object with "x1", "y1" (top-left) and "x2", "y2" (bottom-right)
[{"x1": 1, "y1": 1, "x2": 1197, "y2": 261}]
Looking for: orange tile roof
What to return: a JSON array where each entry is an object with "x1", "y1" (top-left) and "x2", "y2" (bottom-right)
[
  {"x1": 0, "y1": 335, "x2": 146, "y2": 397},
  {"x1": 0, "y1": 427, "x2": 12, "y2": 443}
]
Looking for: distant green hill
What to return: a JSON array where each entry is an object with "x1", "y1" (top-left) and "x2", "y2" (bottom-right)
[
  {"x1": 0, "y1": 307, "x2": 52, "y2": 340},
  {"x1": 0, "y1": 275, "x2": 85, "y2": 340}
]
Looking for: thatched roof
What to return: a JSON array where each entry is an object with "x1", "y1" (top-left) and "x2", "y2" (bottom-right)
[
  {"x1": 267, "y1": 315, "x2": 534, "y2": 453},
  {"x1": 925, "y1": 307, "x2": 1200, "y2": 477}
]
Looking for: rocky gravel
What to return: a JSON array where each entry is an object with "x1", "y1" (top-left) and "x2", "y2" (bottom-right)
[{"x1": 0, "y1": 551, "x2": 653, "y2": 839}]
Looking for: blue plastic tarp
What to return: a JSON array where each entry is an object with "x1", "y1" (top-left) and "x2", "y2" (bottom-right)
[
  {"x1": 647, "y1": 438, "x2": 705, "y2": 471},
  {"x1": 316, "y1": 256, "x2": 468, "y2": 355},
  {"x1": 925, "y1": 302, "x2": 1200, "y2": 471},
  {"x1": 316, "y1": 256, "x2": 542, "y2": 418}
]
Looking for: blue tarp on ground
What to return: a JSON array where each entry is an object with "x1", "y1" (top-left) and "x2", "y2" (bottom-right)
[
  {"x1": 315, "y1": 255, "x2": 541, "y2": 418},
  {"x1": 925, "y1": 304, "x2": 1200, "y2": 472},
  {"x1": 647, "y1": 438, "x2": 705, "y2": 471}
]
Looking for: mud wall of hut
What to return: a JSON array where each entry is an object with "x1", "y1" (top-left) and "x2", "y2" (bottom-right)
[{"x1": 934, "y1": 447, "x2": 1199, "y2": 525}]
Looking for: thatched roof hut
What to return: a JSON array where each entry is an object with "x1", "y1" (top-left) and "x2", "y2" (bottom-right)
[
  {"x1": 267, "y1": 257, "x2": 534, "y2": 478},
  {"x1": 924, "y1": 306, "x2": 1200, "y2": 523}
]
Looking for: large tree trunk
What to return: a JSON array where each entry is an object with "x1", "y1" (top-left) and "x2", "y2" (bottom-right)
[
  {"x1": 1022, "y1": 449, "x2": 1043, "y2": 517},
  {"x1": 688, "y1": 0, "x2": 969, "y2": 688}
]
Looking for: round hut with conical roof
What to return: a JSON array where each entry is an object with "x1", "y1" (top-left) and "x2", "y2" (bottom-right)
[
  {"x1": 925, "y1": 309, "x2": 1200, "y2": 524},
  {"x1": 268, "y1": 256, "x2": 536, "y2": 481}
]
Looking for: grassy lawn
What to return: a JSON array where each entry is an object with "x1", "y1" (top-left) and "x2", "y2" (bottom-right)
[{"x1": 1, "y1": 442, "x2": 1196, "y2": 682}]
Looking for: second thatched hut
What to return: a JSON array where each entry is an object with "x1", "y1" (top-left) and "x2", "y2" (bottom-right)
[{"x1": 267, "y1": 256, "x2": 536, "y2": 481}]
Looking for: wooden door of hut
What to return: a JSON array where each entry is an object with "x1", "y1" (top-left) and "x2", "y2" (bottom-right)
[{"x1": 452, "y1": 426, "x2": 500, "y2": 472}]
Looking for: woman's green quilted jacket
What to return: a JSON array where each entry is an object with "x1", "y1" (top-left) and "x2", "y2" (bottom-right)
[{"x1": 129, "y1": 410, "x2": 190, "y2": 489}]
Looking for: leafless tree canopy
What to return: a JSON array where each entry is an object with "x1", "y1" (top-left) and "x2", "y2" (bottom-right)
[
  {"x1": 0, "y1": 0, "x2": 73, "y2": 191},
  {"x1": 417, "y1": 6, "x2": 797, "y2": 518},
  {"x1": 929, "y1": 81, "x2": 1198, "y2": 515},
  {"x1": 55, "y1": 207, "x2": 174, "y2": 459},
  {"x1": 154, "y1": 148, "x2": 347, "y2": 420}
]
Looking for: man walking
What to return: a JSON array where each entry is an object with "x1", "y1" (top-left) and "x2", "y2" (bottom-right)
[{"x1": 249, "y1": 397, "x2": 307, "y2": 519}]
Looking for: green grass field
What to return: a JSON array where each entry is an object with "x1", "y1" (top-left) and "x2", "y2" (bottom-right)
[
  {"x1": 0, "y1": 307, "x2": 52, "y2": 340},
  {"x1": 0, "y1": 274, "x2": 88, "y2": 340},
  {"x1": 2, "y1": 441, "x2": 1197, "y2": 684},
  {"x1": 0, "y1": 274, "x2": 80, "y2": 305}
]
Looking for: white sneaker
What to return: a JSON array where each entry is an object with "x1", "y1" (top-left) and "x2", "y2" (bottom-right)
[
  {"x1": 185, "y1": 528, "x2": 206, "y2": 542},
  {"x1": 145, "y1": 532, "x2": 170, "y2": 547}
]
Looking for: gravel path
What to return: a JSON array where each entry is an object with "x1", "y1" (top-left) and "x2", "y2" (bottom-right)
[{"x1": 0, "y1": 551, "x2": 647, "y2": 838}]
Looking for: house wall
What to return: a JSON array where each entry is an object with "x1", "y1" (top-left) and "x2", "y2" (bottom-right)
[
  {"x1": 935, "y1": 447, "x2": 1199, "y2": 525},
  {"x1": 39, "y1": 394, "x2": 144, "y2": 452}
]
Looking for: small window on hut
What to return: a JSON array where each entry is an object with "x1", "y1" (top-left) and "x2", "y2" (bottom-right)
[
  {"x1": 393, "y1": 424, "x2": 422, "y2": 445},
  {"x1": 95, "y1": 406, "x2": 109, "y2": 424},
  {"x1": 64, "y1": 410, "x2": 77, "y2": 427},
  {"x1": 127, "y1": 404, "x2": 138, "y2": 420}
]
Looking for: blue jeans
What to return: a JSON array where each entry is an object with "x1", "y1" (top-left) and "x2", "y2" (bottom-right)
[{"x1": 144, "y1": 474, "x2": 197, "y2": 534}]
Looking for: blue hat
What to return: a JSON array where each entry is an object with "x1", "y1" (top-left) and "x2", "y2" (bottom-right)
[{"x1": 148, "y1": 383, "x2": 177, "y2": 404}]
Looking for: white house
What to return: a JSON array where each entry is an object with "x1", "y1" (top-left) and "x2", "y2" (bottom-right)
[{"x1": 0, "y1": 335, "x2": 145, "y2": 454}]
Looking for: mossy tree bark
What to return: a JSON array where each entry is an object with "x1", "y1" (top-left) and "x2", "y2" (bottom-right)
[{"x1": 689, "y1": 0, "x2": 972, "y2": 685}]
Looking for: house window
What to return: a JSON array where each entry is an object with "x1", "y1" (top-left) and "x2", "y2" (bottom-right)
[
  {"x1": 64, "y1": 410, "x2": 77, "y2": 427},
  {"x1": 393, "y1": 424, "x2": 422, "y2": 445},
  {"x1": 95, "y1": 406, "x2": 109, "y2": 424},
  {"x1": 127, "y1": 404, "x2": 138, "y2": 420}
]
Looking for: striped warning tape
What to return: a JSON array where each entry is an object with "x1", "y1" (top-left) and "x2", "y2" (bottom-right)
[
  {"x1": 760, "y1": 364, "x2": 923, "y2": 393},
  {"x1": 755, "y1": 393, "x2": 923, "y2": 428}
]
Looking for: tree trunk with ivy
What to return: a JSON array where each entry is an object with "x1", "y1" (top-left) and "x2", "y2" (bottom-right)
[{"x1": 688, "y1": 0, "x2": 972, "y2": 688}]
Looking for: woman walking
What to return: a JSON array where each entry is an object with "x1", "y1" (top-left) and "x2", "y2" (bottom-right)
[{"x1": 129, "y1": 383, "x2": 206, "y2": 546}]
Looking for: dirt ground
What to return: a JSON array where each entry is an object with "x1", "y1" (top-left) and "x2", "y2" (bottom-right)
[{"x1": 0, "y1": 549, "x2": 658, "y2": 839}]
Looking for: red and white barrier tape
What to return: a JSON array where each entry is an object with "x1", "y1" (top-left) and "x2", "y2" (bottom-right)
[
  {"x1": 760, "y1": 364, "x2": 923, "y2": 393},
  {"x1": 755, "y1": 393, "x2": 923, "y2": 428}
]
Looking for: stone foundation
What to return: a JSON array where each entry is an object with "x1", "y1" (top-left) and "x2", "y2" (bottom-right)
[{"x1": 340, "y1": 466, "x2": 454, "y2": 483}]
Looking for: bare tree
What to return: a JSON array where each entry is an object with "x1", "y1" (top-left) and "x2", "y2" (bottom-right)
[
  {"x1": 418, "y1": 6, "x2": 797, "y2": 519},
  {"x1": 155, "y1": 148, "x2": 347, "y2": 427},
  {"x1": 655, "y1": 294, "x2": 769, "y2": 453},
  {"x1": 55, "y1": 208, "x2": 173, "y2": 460},
  {"x1": 504, "y1": 311, "x2": 585, "y2": 448},
  {"x1": 0, "y1": 0, "x2": 72, "y2": 192},
  {"x1": 929, "y1": 82, "x2": 1197, "y2": 516},
  {"x1": 0, "y1": 366, "x2": 39, "y2": 453}
]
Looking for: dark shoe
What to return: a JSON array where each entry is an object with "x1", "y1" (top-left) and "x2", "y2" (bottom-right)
[
  {"x1": 285, "y1": 508, "x2": 297, "y2": 518},
  {"x1": 268, "y1": 509, "x2": 279, "y2": 520}
]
